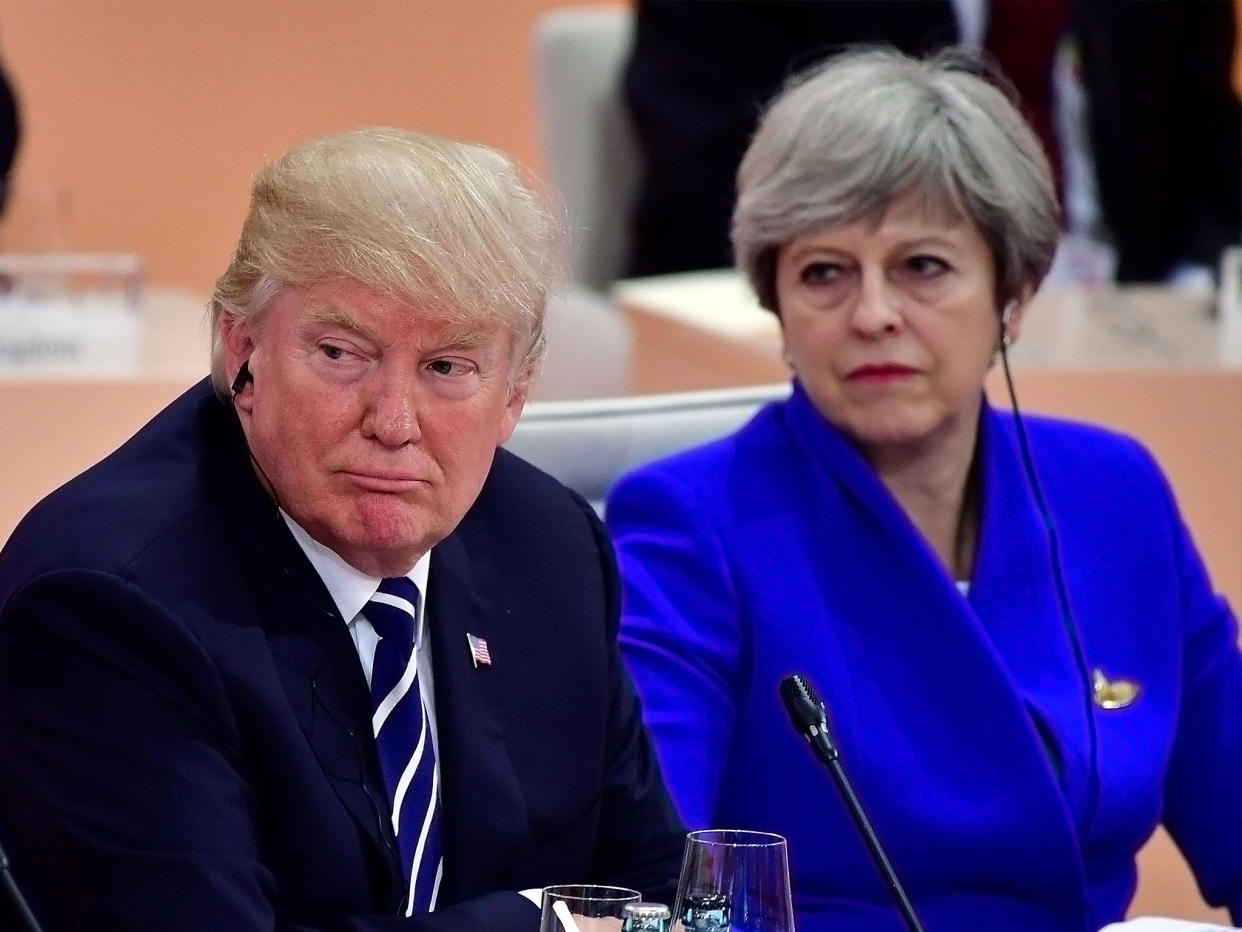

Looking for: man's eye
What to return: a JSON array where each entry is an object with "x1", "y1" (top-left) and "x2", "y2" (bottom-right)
[
  {"x1": 427, "y1": 359, "x2": 471, "y2": 376},
  {"x1": 321, "y1": 344, "x2": 349, "y2": 361}
]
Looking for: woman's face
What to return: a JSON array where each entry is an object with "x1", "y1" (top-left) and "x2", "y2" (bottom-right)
[{"x1": 775, "y1": 190, "x2": 1023, "y2": 456}]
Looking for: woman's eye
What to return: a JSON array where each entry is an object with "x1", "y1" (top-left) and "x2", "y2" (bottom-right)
[
  {"x1": 905, "y1": 255, "x2": 949, "y2": 276},
  {"x1": 800, "y1": 261, "x2": 843, "y2": 284}
]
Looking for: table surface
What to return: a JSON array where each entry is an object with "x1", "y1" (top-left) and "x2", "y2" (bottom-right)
[{"x1": 613, "y1": 269, "x2": 1242, "y2": 371}]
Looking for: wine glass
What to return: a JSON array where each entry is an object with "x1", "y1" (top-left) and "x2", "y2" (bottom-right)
[
  {"x1": 672, "y1": 829, "x2": 795, "y2": 932},
  {"x1": 539, "y1": 884, "x2": 642, "y2": 932}
]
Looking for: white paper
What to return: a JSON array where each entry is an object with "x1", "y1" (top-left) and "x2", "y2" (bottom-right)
[{"x1": 1099, "y1": 917, "x2": 1239, "y2": 931}]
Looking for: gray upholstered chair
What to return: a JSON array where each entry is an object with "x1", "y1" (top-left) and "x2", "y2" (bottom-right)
[
  {"x1": 529, "y1": 6, "x2": 639, "y2": 401},
  {"x1": 505, "y1": 382, "x2": 790, "y2": 513},
  {"x1": 532, "y1": 5, "x2": 637, "y2": 293}
]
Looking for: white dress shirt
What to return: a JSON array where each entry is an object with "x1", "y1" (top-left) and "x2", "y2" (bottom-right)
[
  {"x1": 280, "y1": 513, "x2": 542, "y2": 914},
  {"x1": 281, "y1": 512, "x2": 438, "y2": 746}
]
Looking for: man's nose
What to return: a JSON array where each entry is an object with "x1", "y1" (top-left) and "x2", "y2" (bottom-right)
[
  {"x1": 361, "y1": 372, "x2": 422, "y2": 447},
  {"x1": 849, "y1": 269, "x2": 903, "y2": 336}
]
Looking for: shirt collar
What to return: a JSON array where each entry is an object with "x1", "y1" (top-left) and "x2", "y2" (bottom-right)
[{"x1": 280, "y1": 510, "x2": 431, "y2": 645}]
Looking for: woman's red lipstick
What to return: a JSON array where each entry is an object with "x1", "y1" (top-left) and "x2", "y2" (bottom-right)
[{"x1": 847, "y1": 363, "x2": 917, "y2": 383}]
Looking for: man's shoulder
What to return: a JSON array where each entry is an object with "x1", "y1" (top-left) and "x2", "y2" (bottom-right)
[
  {"x1": 0, "y1": 380, "x2": 237, "y2": 594},
  {"x1": 467, "y1": 447, "x2": 598, "y2": 534}
]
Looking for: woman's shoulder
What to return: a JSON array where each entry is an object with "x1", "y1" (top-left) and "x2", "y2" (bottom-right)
[
  {"x1": 988, "y1": 407, "x2": 1171, "y2": 503},
  {"x1": 609, "y1": 400, "x2": 791, "y2": 497}
]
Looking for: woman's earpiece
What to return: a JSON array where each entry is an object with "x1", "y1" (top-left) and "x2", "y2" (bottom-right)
[{"x1": 1000, "y1": 300, "x2": 1018, "y2": 350}]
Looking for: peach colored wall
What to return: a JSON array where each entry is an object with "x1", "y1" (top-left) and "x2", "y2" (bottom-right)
[{"x1": 0, "y1": 0, "x2": 621, "y2": 294}]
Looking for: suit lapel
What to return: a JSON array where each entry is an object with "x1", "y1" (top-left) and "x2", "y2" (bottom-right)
[
  {"x1": 427, "y1": 530, "x2": 529, "y2": 904},
  {"x1": 971, "y1": 405, "x2": 1096, "y2": 837},
  {"x1": 259, "y1": 555, "x2": 402, "y2": 894},
  {"x1": 205, "y1": 402, "x2": 400, "y2": 895},
  {"x1": 777, "y1": 387, "x2": 1088, "y2": 903}
]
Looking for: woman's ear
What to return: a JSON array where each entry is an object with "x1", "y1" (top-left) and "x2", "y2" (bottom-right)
[{"x1": 1001, "y1": 282, "x2": 1036, "y2": 347}]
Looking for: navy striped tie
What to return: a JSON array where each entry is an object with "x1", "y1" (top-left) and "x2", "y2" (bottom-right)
[{"x1": 366, "y1": 577, "x2": 443, "y2": 916}]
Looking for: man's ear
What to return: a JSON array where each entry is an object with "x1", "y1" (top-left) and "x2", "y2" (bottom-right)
[
  {"x1": 496, "y1": 376, "x2": 529, "y2": 447},
  {"x1": 222, "y1": 316, "x2": 256, "y2": 410}
]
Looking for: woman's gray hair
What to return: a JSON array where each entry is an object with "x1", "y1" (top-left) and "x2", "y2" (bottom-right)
[
  {"x1": 209, "y1": 127, "x2": 563, "y2": 398},
  {"x1": 732, "y1": 46, "x2": 1060, "y2": 313}
]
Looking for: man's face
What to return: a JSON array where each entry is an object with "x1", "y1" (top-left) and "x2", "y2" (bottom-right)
[{"x1": 225, "y1": 279, "x2": 528, "y2": 577}]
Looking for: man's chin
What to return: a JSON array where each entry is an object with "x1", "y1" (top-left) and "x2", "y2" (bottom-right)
[{"x1": 335, "y1": 517, "x2": 443, "y2": 577}]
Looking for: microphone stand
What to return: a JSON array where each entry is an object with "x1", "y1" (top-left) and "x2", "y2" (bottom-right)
[
  {"x1": 816, "y1": 743, "x2": 925, "y2": 932},
  {"x1": 0, "y1": 841, "x2": 44, "y2": 932},
  {"x1": 780, "y1": 674, "x2": 926, "y2": 932}
]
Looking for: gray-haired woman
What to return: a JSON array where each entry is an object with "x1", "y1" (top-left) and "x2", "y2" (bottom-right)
[{"x1": 609, "y1": 47, "x2": 1241, "y2": 932}]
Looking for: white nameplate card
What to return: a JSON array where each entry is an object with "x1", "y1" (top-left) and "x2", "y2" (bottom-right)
[{"x1": 0, "y1": 253, "x2": 143, "y2": 376}]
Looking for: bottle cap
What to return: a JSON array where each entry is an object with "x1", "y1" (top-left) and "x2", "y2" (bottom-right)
[{"x1": 623, "y1": 901, "x2": 672, "y2": 929}]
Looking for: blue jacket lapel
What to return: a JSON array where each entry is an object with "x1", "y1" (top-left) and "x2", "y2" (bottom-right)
[
  {"x1": 971, "y1": 405, "x2": 1097, "y2": 837},
  {"x1": 774, "y1": 386, "x2": 1088, "y2": 900}
]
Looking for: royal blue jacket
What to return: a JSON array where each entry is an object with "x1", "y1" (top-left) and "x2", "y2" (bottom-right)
[{"x1": 608, "y1": 382, "x2": 1241, "y2": 932}]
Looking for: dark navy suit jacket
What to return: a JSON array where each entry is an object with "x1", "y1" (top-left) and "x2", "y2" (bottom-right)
[{"x1": 0, "y1": 379, "x2": 684, "y2": 931}]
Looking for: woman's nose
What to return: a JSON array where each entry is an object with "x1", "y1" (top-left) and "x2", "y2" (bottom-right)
[{"x1": 849, "y1": 270, "x2": 903, "y2": 336}]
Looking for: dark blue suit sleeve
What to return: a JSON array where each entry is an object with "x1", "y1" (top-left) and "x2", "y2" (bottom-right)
[
  {"x1": 0, "y1": 569, "x2": 541, "y2": 932},
  {"x1": 572, "y1": 492, "x2": 687, "y2": 907}
]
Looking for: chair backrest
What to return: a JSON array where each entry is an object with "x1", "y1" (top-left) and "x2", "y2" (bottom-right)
[
  {"x1": 532, "y1": 5, "x2": 637, "y2": 292},
  {"x1": 504, "y1": 382, "x2": 790, "y2": 513},
  {"x1": 532, "y1": 283, "x2": 633, "y2": 401}
]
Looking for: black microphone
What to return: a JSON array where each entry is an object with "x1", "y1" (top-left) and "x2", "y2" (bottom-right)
[
  {"x1": 0, "y1": 840, "x2": 44, "y2": 932},
  {"x1": 779, "y1": 674, "x2": 927, "y2": 932}
]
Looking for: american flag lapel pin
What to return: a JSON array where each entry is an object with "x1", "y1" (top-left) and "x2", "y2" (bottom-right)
[{"x1": 466, "y1": 632, "x2": 492, "y2": 668}]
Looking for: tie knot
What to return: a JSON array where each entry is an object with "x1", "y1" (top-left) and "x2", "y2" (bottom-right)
[{"x1": 367, "y1": 577, "x2": 421, "y2": 645}]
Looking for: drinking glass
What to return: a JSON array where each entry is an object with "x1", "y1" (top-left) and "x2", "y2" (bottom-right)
[
  {"x1": 0, "y1": 182, "x2": 70, "y2": 253},
  {"x1": 539, "y1": 884, "x2": 642, "y2": 932},
  {"x1": 672, "y1": 829, "x2": 795, "y2": 932}
]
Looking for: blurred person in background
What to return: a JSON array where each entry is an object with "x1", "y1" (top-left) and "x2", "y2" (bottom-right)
[
  {"x1": 609, "y1": 48, "x2": 1241, "y2": 932},
  {"x1": 0, "y1": 54, "x2": 19, "y2": 215},
  {"x1": 624, "y1": 0, "x2": 1241, "y2": 288}
]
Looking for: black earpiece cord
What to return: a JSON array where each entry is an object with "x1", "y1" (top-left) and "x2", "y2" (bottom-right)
[{"x1": 998, "y1": 343, "x2": 1101, "y2": 849}]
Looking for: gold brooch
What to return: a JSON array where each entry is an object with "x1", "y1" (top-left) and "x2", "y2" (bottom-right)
[{"x1": 1092, "y1": 669, "x2": 1141, "y2": 710}]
